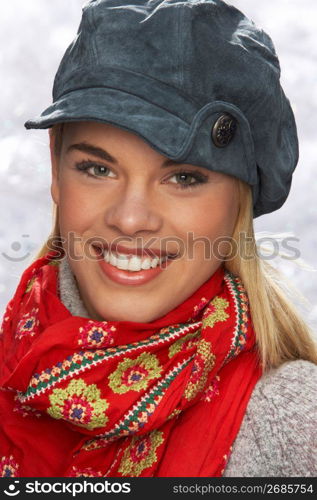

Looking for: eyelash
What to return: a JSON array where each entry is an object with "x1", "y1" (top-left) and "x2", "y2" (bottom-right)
[
  {"x1": 75, "y1": 160, "x2": 111, "y2": 178},
  {"x1": 164, "y1": 171, "x2": 208, "y2": 189},
  {"x1": 74, "y1": 160, "x2": 209, "y2": 189}
]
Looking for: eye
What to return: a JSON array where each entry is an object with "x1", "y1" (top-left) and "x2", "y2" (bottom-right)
[
  {"x1": 167, "y1": 171, "x2": 209, "y2": 189},
  {"x1": 74, "y1": 160, "x2": 115, "y2": 179}
]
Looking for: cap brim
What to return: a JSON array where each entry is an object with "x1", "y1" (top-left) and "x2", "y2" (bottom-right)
[{"x1": 24, "y1": 86, "x2": 196, "y2": 160}]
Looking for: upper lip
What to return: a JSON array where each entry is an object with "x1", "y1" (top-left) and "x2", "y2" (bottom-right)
[{"x1": 93, "y1": 242, "x2": 177, "y2": 259}]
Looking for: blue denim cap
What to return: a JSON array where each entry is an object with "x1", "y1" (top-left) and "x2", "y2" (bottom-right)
[{"x1": 24, "y1": 0, "x2": 299, "y2": 218}]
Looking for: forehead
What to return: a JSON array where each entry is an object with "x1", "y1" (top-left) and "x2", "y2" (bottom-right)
[
  {"x1": 62, "y1": 121, "x2": 169, "y2": 159},
  {"x1": 61, "y1": 121, "x2": 191, "y2": 170}
]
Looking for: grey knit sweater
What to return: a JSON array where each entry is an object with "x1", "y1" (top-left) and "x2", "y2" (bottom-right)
[{"x1": 58, "y1": 258, "x2": 317, "y2": 477}]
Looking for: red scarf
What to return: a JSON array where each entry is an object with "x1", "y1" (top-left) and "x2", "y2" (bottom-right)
[{"x1": 0, "y1": 251, "x2": 262, "y2": 477}]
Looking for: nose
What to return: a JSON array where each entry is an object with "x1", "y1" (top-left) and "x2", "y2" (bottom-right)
[{"x1": 104, "y1": 185, "x2": 163, "y2": 237}]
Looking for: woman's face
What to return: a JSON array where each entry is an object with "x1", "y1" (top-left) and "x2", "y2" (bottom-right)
[{"x1": 50, "y1": 121, "x2": 239, "y2": 322}]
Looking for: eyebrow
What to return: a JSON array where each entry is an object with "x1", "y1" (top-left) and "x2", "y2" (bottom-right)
[{"x1": 66, "y1": 142, "x2": 183, "y2": 168}]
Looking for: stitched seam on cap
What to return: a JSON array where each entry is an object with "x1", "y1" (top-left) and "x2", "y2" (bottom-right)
[
  {"x1": 59, "y1": 65, "x2": 202, "y2": 109},
  {"x1": 177, "y1": 4, "x2": 184, "y2": 89},
  {"x1": 89, "y1": 0, "x2": 99, "y2": 63}
]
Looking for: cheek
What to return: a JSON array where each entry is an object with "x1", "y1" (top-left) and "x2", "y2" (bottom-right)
[
  {"x1": 177, "y1": 192, "x2": 238, "y2": 241},
  {"x1": 176, "y1": 189, "x2": 239, "y2": 262},
  {"x1": 198, "y1": 199, "x2": 238, "y2": 236},
  {"x1": 58, "y1": 179, "x2": 99, "y2": 233}
]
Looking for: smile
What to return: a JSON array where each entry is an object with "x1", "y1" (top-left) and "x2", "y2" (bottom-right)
[
  {"x1": 103, "y1": 250, "x2": 167, "y2": 272},
  {"x1": 92, "y1": 244, "x2": 176, "y2": 286}
]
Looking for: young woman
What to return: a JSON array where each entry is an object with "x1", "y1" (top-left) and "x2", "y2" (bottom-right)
[{"x1": 1, "y1": 0, "x2": 316, "y2": 478}]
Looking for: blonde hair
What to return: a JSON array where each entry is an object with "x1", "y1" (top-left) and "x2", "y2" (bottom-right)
[
  {"x1": 34, "y1": 124, "x2": 317, "y2": 372},
  {"x1": 224, "y1": 181, "x2": 317, "y2": 371}
]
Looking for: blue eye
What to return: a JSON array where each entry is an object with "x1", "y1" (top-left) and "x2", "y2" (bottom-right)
[{"x1": 75, "y1": 160, "x2": 113, "y2": 178}]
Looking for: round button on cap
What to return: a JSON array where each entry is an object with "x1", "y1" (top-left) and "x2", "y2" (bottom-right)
[{"x1": 212, "y1": 113, "x2": 237, "y2": 148}]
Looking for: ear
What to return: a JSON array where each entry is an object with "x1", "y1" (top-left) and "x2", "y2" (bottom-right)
[{"x1": 49, "y1": 129, "x2": 60, "y2": 206}]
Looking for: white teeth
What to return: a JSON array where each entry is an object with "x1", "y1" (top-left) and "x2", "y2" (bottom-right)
[
  {"x1": 116, "y1": 253, "x2": 129, "y2": 270},
  {"x1": 150, "y1": 257, "x2": 159, "y2": 268},
  {"x1": 103, "y1": 249, "x2": 166, "y2": 272},
  {"x1": 109, "y1": 252, "x2": 117, "y2": 266},
  {"x1": 128, "y1": 255, "x2": 142, "y2": 272},
  {"x1": 141, "y1": 258, "x2": 151, "y2": 270}
]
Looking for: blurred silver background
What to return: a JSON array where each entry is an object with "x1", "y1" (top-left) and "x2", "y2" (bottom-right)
[{"x1": 0, "y1": 0, "x2": 316, "y2": 334}]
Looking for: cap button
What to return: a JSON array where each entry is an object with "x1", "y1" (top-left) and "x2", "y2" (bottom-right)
[{"x1": 212, "y1": 113, "x2": 237, "y2": 148}]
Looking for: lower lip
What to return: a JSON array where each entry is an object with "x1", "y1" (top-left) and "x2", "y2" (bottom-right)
[{"x1": 93, "y1": 247, "x2": 174, "y2": 286}]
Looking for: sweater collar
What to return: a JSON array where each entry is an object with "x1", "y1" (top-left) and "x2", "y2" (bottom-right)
[{"x1": 58, "y1": 257, "x2": 90, "y2": 318}]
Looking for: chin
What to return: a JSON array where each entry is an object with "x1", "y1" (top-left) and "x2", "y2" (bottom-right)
[{"x1": 84, "y1": 297, "x2": 162, "y2": 323}]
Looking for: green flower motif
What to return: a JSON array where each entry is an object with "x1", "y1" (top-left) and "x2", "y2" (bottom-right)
[
  {"x1": 118, "y1": 430, "x2": 164, "y2": 476},
  {"x1": 108, "y1": 352, "x2": 162, "y2": 394},
  {"x1": 47, "y1": 378, "x2": 108, "y2": 430},
  {"x1": 168, "y1": 331, "x2": 200, "y2": 358},
  {"x1": 184, "y1": 339, "x2": 216, "y2": 401},
  {"x1": 202, "y1": 297, "x2": 229, "y2": 329}
]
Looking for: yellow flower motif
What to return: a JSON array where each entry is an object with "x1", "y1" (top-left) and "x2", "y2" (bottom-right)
[
  {"x1": 242, "y1": 312, "x2": 249, "y2": 322},
  {"x1": 51, "y1": 366, "x2": 61, "y2": 377},
  {"x1": 73, "y1": 353, "x2": 84, "y2": 363},
  {"x1": 47, "y1": 379, "x2": 108, "y2": 430},
  {"x1": 108, "y1": 352, "x2": 162, "y2": 394},
  {"x1": 39, "y1": 372, "x2": 51, "y2": 383},
  {"x1": 84, "y1": 351, "x2": 95, "y2": 360},
  {"x1": 62, "y1": 359, "x2": 71, "y2": 370},
  {"x1": 202, "y1": 297, "x2": 229, "y2": 329}
]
